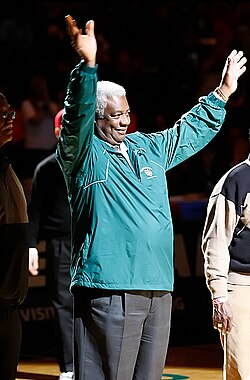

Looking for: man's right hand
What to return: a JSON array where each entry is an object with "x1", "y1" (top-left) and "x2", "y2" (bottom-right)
[
  {"x1": 29, "y1": 247, "x2": 39, "y2": 276},
  {"x1": 213, "y1": 300, "x2": 234, "y2": 334},
  {"x1": 65, "y1": 14, "x2": 97, "y2": 68}
]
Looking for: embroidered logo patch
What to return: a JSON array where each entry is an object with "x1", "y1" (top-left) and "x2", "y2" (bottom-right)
[{"x1": 142, "y1": 167, "x2": 153, "y2": 177}]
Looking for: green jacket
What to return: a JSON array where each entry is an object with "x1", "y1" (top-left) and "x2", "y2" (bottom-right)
[{"x1": 56, "y1": 61, "x2": 226, "y2": 292}]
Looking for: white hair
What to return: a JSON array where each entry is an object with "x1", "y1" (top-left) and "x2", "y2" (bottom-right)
[{"x1": 96, "y1": 81, "x2": 126, "y2": 119}]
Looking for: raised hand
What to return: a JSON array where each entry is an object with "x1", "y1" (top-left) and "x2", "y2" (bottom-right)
[
  {"x1": 65, "y1": 14, "x2": 97, "y2": 67},
  {"x1": 219, "y1": 50, "x2": 247, "y2": 99}
]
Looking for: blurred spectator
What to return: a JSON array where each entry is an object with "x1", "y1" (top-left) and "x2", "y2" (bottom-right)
[
  {"x1": 1, "y1": 105, "x2": 25, "y2": 180},
  {"x1": 167, "y1": 143, "x2": 217, "y2": 199},
  {"x1": 20, "y1": 74, "x2": 60, "y2": 199},
  {"x1": 210, "y1": 123, "x2": 250, "y2": 186},
  {"x1": 28, "y1": 109, "x2": 73, "y2": 380}
]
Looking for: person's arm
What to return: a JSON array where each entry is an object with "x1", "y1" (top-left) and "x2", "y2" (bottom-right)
[
  {"x1": 163, "y1": 50, "x2": 247, "y2": 170},
  {"x1": 202, "y1": 174, "x2": 238, "y2": 334},
  {"x1": 65, "y1": 15, "x2": 96, "y2": 68},
  {"x1": 28, "y1": 164, "x2": 47, "y2": 276},
  {"x1": 215, "y1": 49, "x2": 246, "y2": 100},
  {"x1": 56, "y1": 16, "x2": 97, "y2": 186}
]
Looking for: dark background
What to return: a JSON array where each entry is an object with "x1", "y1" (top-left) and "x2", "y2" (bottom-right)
[
  {"x1": 2, "y1": 1, "x2": 250, "y2": 192},
  {"x1": 0, "y1": 1, "x2": 248, "y2": 357}
]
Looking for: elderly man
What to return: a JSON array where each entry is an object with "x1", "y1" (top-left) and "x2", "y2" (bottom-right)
[{"x1": 56, "y1": 14, "x2": 247, "y2": 380}]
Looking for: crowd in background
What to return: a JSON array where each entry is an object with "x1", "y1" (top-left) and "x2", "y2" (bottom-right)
[{"x1": 0, "y1": 1, "x2": 250, "y2": 200}]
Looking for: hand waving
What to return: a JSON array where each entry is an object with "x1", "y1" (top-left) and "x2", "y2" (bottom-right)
[
  {"x1": 219, "y1": 50, "x2": 247, "y2": 98},
  {"x1": 65, "y1": 15, "x2": 97, "y2": 67}
]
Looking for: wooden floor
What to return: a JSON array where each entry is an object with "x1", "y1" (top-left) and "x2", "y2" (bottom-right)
[{"x1": 17, "y1": 343, "x2": 223, "y2": 380}]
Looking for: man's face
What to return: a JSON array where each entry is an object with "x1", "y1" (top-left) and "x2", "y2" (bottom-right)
[
  {"x1": 95, "y1": 95, "x2": 130, "y2": 145},
  {"x1": 0, "y1": 96, "x2": 15, "y2": 146}
]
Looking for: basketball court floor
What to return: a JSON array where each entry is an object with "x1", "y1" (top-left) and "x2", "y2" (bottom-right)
[{"x1": 17, "y1": 342, "x2": 223, "y2": 380}]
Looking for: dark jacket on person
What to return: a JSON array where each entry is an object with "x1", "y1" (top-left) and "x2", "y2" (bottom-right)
[
  {"x1": 28, "y1": 153, "x2": 71, "y2": 246},
  {"x1": 0, "y1": 150, "x2": 29, "y2": 305}
]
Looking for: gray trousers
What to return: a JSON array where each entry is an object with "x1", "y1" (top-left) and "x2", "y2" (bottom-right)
[{"x1": 73, "y1": 288, "x2": 172, "y2": 380}]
